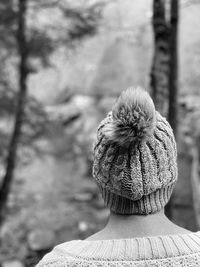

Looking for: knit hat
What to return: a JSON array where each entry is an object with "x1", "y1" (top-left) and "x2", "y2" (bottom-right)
[{"x1": 93, "y1": 87, "x2": 178, "y2": 215}]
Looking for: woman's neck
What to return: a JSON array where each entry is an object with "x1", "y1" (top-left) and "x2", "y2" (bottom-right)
[{"x1": 87, "y1": 209, "x2": 191, "y2": 241}]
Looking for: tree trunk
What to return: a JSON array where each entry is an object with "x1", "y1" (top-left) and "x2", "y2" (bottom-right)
[
  {"x1": 151, "y1": 0, "x2": 179, "y2": 219},
  {"x1": 165, "y1": 0, "x2": 179, "y2": 219},
  {"x1": 0, "y1": 0, "x2": 28, "y2": 226},
  {"x1": 168, "y1": 0, "x2": 179, "y2": 136},
  {"x1": 150, "y1": 0, "x2": 170, "y2": 116}
]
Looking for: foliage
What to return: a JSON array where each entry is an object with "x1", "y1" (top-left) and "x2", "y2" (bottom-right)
[
  {"x1": 0, "y1": 0, "x2": 105, "y2": 163},
  {"x1": 0, "y1": 0, "x2": 105, "y2": 227}
]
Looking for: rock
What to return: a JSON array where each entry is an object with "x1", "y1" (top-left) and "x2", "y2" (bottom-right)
[
  {"x1": 44, "y1": 95, "x2": 95, "y2": 124},
  {"x1": 45, "y1": 103, "x2": 81, "y2": 124},
  {"x1": 2, "y1": 260, "x2": 24, "y2": 267},
  {"x1": 28, "y1": 229, "x2": 56, "y2": 251}
]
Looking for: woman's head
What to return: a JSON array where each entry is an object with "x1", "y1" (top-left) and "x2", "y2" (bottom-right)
[{"x1": 93, "y1": 87, "x2": 177, "y2": 215}]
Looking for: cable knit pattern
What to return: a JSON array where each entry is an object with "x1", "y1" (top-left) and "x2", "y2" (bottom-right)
[
  {"x1": 93, "y1": 109, "x2": 178, "y2": 214},
  {"x1": 37, "y1": 232, "x2": 200, "y2": 267}
]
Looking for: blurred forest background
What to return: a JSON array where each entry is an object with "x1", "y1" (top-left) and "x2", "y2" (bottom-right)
[{"x1": 0, "y1": 0, "x2": 200, "y2": 266}]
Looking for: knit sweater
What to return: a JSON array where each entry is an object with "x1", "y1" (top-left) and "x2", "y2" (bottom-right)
[{"x1": 37, "y1": 231, "x2": 200, "y2": 267}]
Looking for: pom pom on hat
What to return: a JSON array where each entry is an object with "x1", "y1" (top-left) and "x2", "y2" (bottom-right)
[{"x1": 104, "y1": 87, "x2": 156, "y2": 146}]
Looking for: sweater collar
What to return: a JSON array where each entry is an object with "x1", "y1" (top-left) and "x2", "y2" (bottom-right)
[{"x1": 54, "y1": 231, "x2": 200, "y2": 261}]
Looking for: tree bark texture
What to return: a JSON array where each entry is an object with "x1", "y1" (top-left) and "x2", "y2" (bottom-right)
[
  {"x1": 165, "y1": 0, "x2": 179, "y2": 220},
  {"x1": 151, "y1": 0, "x2": 179, "y2": 219},
  {"x1": 0, "y1": 0, "x2": 28, "y2": 226},
  {"x1": 150, "y1": 0, "x2": 171, "y2": 116},
  {"x1": 168, "y1": 0, "x2": 179, "y2": 137}
]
